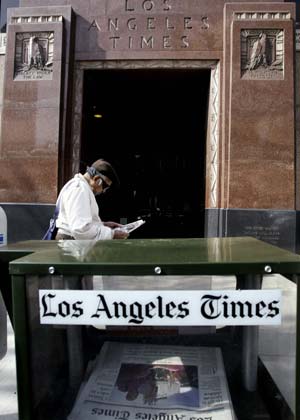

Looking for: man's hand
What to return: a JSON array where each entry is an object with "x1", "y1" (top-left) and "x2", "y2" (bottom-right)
[
  {"x1": 104, "y1": 221, "x2": 123, "y2": 228},
  {"x1": 113, "y1": 228, "x2": 129, "y2": 239}
]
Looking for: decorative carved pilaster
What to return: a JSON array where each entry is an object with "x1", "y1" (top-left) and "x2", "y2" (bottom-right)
[{"x1": 206, "y1": 63, "x2": 220, "y2": 208}]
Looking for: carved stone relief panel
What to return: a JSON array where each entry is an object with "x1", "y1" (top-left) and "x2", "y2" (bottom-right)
[
  {"x1": 241, "y1": 29, "x2": 284, "y2": 80},
  {"x1": 14, "y1": 32, "x2": 54, "y2": 80}
]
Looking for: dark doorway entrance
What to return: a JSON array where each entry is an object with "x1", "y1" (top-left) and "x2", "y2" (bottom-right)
[{"x1": 80, "y1": 68, "x2": 210, "y2": 238}]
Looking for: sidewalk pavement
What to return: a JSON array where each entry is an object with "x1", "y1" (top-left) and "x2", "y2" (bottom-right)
[{"x1": 0, "y1": 316, "x2": 18, "y2": 420}]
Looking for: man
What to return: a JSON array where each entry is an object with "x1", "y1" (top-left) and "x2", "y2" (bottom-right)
[{"x1": 55, "y1": 159, "x2": 128, "y2": 240}]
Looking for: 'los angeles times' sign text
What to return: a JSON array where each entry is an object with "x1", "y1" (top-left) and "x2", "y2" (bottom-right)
[{"x1": 39, "y1": 290, "x2": 281, "y2": 326}]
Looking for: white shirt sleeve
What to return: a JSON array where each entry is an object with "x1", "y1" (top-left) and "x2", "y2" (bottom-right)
[{"x1": 59, "y1": 178, "x2": 113, "y2": 240}]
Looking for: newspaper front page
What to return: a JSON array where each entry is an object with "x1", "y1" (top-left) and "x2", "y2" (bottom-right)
[{"x1": 68, "y1": 342, "x2": 235, "y2": 420}]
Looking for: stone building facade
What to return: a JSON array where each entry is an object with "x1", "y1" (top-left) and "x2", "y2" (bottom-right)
[{"x1": 0, "y1": 0, "x2": 299, "y2": 250}]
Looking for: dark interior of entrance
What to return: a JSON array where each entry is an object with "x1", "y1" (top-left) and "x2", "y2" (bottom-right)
[{"x1": 81, "y1": 68, "x2": 210, "y2": 238}]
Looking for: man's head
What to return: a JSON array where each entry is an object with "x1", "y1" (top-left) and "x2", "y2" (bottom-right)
[{"x1": 86, "y1": 159, "x2": 120, "y2": 195}]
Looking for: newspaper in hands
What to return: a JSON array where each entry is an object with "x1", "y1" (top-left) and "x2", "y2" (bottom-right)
[{"x1": 116, "y1": 219, "x2": 146, "y2": 234}]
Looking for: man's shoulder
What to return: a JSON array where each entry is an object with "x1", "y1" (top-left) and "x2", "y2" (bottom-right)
[{"x1": 63, "y1": 174, "x2": 90, "y2": 194}]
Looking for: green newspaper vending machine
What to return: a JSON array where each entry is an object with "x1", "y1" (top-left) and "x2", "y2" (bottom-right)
[
  {"x1": 0, "y1": 240, "x2": 58, "y2": 323},
  {"x1": 9, "y1": 237, "x2": 300, "y2": 420}
]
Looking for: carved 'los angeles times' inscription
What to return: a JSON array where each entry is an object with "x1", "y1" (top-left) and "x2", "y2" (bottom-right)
[
  {"x1": 87, "y1": 0, "x2": 209, "y2": 50},
  {"x1": 125, "y1": 0, "x2": 172, "y2": 12}
]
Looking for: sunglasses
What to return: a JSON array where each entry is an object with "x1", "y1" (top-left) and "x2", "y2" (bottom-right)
[
  {"x1": 98, "y1": 175, "x2": 112, "y2": 191},
  {"x1": 100, "y1": 176, "x2": 110, "y2": 192}
]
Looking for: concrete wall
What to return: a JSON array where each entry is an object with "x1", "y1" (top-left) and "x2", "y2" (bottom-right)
[{"x1": 0, "y1": 37, "x2": 55, "y2": 244}]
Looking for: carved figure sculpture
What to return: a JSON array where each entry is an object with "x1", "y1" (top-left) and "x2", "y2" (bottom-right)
[
  {"x1": 28, "y1": 36, "x2": 45, "y2": 69},
  {"x1": 248, "y1": 32, "x2": 267, "y2": 70}
]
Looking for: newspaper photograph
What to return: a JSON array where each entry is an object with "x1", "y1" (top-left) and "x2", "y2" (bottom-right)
[{"x1": 68, "y1": 342, "x2": 235, "y2": 420}]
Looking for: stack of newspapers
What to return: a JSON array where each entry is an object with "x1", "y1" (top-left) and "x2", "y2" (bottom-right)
[{"x1": 68, "y1": 342, "x2": 236, "y2": 420}]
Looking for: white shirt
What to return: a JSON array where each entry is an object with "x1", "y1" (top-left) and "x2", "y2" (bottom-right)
[{"x1": 56, "y1": 173, "x2": 113, "y2": 240}]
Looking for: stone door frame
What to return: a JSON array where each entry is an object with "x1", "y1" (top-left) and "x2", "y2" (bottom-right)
[{"x1": 70, "y1": 59, "x2": 220, "y2": 209}]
